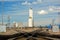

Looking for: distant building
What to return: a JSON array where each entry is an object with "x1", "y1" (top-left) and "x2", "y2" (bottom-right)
[
  {"x1": 52, "y1": 25, "x2": 59, "y2": 32},
  {"x1": 13, "y1": 22, "x2": 18, "y2": 27},
  {"x1": 13, "y1": 22, "x2": 23, "y2": 28},
  {"x1": 18, "y1": 23, "x2": 23, "y2": 27},
  {"x1": 0, "y1": 25, "x2": 6, "y2": 32}
]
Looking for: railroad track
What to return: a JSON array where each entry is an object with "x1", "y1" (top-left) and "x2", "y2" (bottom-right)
[{"x1": 0, "y1": 30, "x2": 60, "y2": 40}]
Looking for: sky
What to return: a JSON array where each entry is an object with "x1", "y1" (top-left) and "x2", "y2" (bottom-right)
[{"x1": 0, "y1": 0, "x2": 60, "y2": 26}]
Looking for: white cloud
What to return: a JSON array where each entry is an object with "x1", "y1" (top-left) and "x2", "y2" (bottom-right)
[
  {"x1": 37, "y1": 0, "x2": 42, "y2": 3},
  {"x1": 32, "y1": 0, "x2": 42, "y2": 4},
  {"x1": 22, "y1": 0, "x2": 42, "y2": 5},
  {"x1": 49, "y1": 8, "x2": 54, "y2": 12},
  {"x1": 49, "y1": 6, "x2": 60, "y2": 12},
  {"x1": 22, "y1": 1, "x2": 32, "y2": 5},
  {"x1": 32, "y1": 2, "x2": 37, "y2": 4},
  {"x1": 0, "y1": 0, "x2": 20, "y2": 1},
  {"x1": 38, "y1": 10, "x2": 48, "y2": 14}
]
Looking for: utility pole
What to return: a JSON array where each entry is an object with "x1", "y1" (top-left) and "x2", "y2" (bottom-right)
[
  {"x1": 2, "y1": 0, "x2": 4, "y2": 25},
  {"x1": 8, "y1": 15, "x2": 10, "y2": 27},
  {"x1": 52, "y1": 19, "x2": 55, "y2": 26},
  {"x1": 58, "y1": 12, "x2": 60, "y2": 24}
]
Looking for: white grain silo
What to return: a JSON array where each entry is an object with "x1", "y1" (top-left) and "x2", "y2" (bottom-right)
[{"x1": 28, "y1": 8, "x2": 33, "y2": 27}]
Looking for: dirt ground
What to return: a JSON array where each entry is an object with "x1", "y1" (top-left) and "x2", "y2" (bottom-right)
[{"x1": 0, "y1": 27, "x2": 60, "y2": 35}]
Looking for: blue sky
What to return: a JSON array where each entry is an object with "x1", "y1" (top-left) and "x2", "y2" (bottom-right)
[{"x1": 0, "y1": 0, "x2": 60, "y2": 26}]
